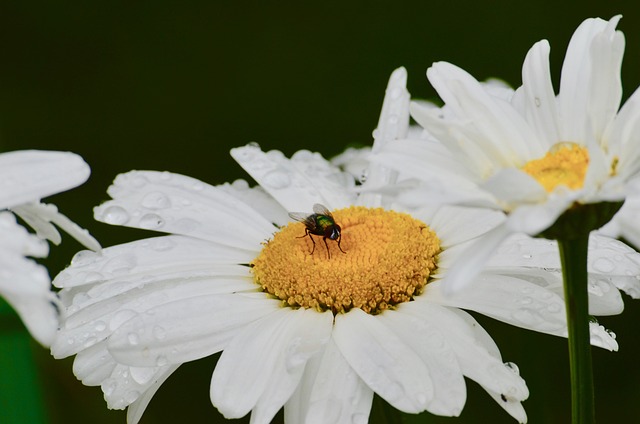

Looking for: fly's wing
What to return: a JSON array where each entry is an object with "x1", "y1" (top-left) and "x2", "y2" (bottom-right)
[
  {"x1": 288, "y1": 212, "x2": 316, "y2": 228},
  {"x1": 312, "y1": 204, "x2": 332, "y2": 216}
]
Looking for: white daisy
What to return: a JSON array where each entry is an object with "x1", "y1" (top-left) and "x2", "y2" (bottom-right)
[
  {"x1": 50, "y1": 69, "x2": 625, "y2": 424},
  {"x1": 0, "y1": 150, "x2": 100, "y2": 346},
  {"x1": 374, "y1": 16, "x2": 640, "y2": 291}
]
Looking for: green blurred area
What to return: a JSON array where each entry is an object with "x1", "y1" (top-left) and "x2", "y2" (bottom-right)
[{"x1": 1, "y1": 1, "x2": 640, "y2": 423}]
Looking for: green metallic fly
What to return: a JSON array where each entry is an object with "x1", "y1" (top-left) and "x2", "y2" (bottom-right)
[{"x1": 289, "y1": 203, "x2": 346, "y2": 259}]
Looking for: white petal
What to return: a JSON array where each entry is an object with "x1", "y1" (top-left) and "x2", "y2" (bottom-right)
[
  {"x1": 481, "y1": 168, "x2": 547, "y2": 207},
  {"x1": 72, "y1": 342, "x2": 117, "y2": 386},
  {"x1": 108, "y1": 295, "x2": 282, "y2": 367},
  {"x1": 587, "y1": 16, "x2": 624, "y2": 142},
  {"x1": 0, "y1": 150, "x2": 89, "y2": 209},
  {"x1": 589, "y1": 321, "x2": 618, "y2": 351},
  {"x1": 100, "y1": 362, "x2": 177, "y2": 410},
  {"x1": 359, "y1": 67, "x2": 410, "y2": 207},
  {"x1": 0, "y1": 217, "x2": 58, "y2": 345},
  {"x1": 284, "y1": 339, "x2": 374, "y2": 424},
  {"x1": 12, "y1": 202, "x2": 100, "y2": 251},
  {"x1": 558, "y1": 17, "x2": 611, "y2": 141},
  {"x1": 607, "y1": 86, "x2": 640, "y2": 179},
  {"x1": 333, "y1": 308, "x2": 434, "y2": 413},
  {"x1": 250, "y1": 310, "x2": 333, "y2": 424},
  {"x1": 94, "y1": 171, "x2": 274, "y2": 250},
  {"x1": 231, "y1": 145, "x2": 355, "y2": 212},
  {"x1": 426, "y1": 206, "x2": 505, "y2": 248},
  {"x1": 54, "y1": 235, "x2": 256, "y2": 289},
  {"x1": 217, "y1": 179, "x2": 290, "y2": 227},
  {"x1": 427, "y1": 62, "x2": 535, "y2": 164},
  {"x1": 408, "y1": 304, "x2": 529, "y2": 403},
  {"x1": 521, "y1": 40, "x2": 560, "y2": 148},
  {"x1": 440, "y1": 222, "x2": 514, "y2": 294},
  {"x1": 210, "y1": 308, "x2": 332, "y2": 421},
  {"x1": 53, "y1": 273, "x2": 258, "y2": 359},
  {"x1": 506, "y1": 194, "x2": 577, "y2": 234},
  {"x1": 425, "y1": 276, "x2": 567, "y2": 335},
  {"x1": 377, "y1": 303, "x2": 466, "y2": 416}
]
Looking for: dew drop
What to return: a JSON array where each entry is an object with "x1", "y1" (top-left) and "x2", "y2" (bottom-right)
[
  {"x1": 139, "y1": 213, "x2": 165, "y2": 229},
  {"x1": 534, "y1": 97, "x2": 541, "y2": 107},
  {"x1": 127, "y1": 333, "x2": 140, "y2": 346},
  {"x1": 142, "y1": 191, "x2": 172, "y2": 210},
  {"x1": 83, "y1": 337, "x2": 98, "y2": 348},
  {"x1": 101, "y1": 206, "x2": 130, "y2": 225},
  {"x1": 262, "y1": 170, "x2": 291, "y2": 189},
  {"x1": 388, "y1": 114, "x2": 399, "y2": 125},
  {"x1": 247, "y1": 141, "x2": 261, "y2": 149},
  {"x1": 152, "y1": 326, "x2": 167, "y2": 340},
  {"x1": 389, "y1": 87, "x2": 402, "y2": 99},
  {"x1": 522, "y1": 253, "x2": 532, "y2": 259},
  {"x1": 593, "y1": 257, "x2": 615, "y2": 273},
  {"x1": 156, "y1": 355, "x2": 168, "y2": 367},
  {"x1": 103, "y1": 255, "x2": 137, "y2": 274},
  {"x1": 103, "y1": 380, "x2": 117, "y2": 396},
  {"x1": 94, "y1": 321, "x2": 107, "y2": 332},
  {"x1": 190, "y1": 182, "x2": 204, "y2": 191},
  {"x1": 130, "y1": 367, "x2": 156, "y2": 385},
  {"x1": 131, "y1": 175, "x2": 148, "y2": 187},
  {"x1": 504, "y1": 362, "x2": 520, "y2": 375},
  {"x1": 124, "y1": 390, "x2": 140, "y2": 404}
]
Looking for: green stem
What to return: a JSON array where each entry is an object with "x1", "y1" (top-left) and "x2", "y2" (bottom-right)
[{"x1": 558, "y1": 234, "x2": 594, "y2": 424}]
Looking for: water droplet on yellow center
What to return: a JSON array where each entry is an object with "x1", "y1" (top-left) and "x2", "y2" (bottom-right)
[
  {"x1": 251, "y1": 206, "x2": 440, "y2": 314},
  {"x1": 521, "y1": 143, "x2": 589, "y2": 192}
]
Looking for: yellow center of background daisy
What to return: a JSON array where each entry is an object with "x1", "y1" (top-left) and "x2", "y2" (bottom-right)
[
  {"x1": 521, "y1": 143, "x2": 590, "y2": 192},
  {"x1": 251, "y1": 206, "x2": 440, "y2": 314}
]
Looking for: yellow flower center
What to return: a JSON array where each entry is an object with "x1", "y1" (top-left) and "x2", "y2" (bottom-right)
[
  {"x1": 251, "y1": 206, "x2": 440, "y2": 315},
  {"x1": 521, "y1": 143, "x2": 590, "y2": 192}
]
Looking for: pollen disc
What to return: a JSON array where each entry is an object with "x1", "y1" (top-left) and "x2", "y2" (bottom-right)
[{"x1": 251, "y1": 206, "x2": 441, "y2": 314}]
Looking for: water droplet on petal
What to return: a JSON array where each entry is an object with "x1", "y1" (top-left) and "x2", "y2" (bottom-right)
[
  {"x1": 352, "y1": 413, "x2": 368, "y2": 424},
  {"x1": 152, "y1": 326, "x2": 167, "y2": 340},
  {"x1": 504, "y1": 362, "x2": 520, "y2": 375},
  {"x1": 142, "y1": 191, "x2": 172, "y2": 210},
  {"x1": 139, "y1": 213, "x2": 165, "y2": 229},
  {"x1": 593, "y1": 257, "x2": 615, "y2": 273},
  {"x1": 95, "y1": 321, "x2": 107, "y2": 332},
  {"x1": 103, "y1": 380, "x2": 117, "y2": 396},
  {"x1": 127, "y1": 333, "x2": 140, "y2": 346},
  {"x1": 156, "y1": 355, "x2": 168, "y2": 367},
  {"x1": 124, "y1": 390, "x2": 140, "y2": 404},
  {"x1": 130, "y1": 367, "x2": 156, "y2": 385},
  {"x1": 101, "y1": 206, "x2": 130, "y2": 225}
]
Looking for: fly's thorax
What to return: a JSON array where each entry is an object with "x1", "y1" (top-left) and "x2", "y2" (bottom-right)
[{"x1": 251, "y1": 206, "x2": 441, "y2": 314}]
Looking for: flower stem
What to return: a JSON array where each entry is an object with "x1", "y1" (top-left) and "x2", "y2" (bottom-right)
[{"x1": 558, "y1": 234, "x2": 594, "y2": 424}]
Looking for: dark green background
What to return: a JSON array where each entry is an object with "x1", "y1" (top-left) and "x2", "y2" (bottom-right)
[{"x1": 1, "y1": 1, "x2": 639, "y2": 423}]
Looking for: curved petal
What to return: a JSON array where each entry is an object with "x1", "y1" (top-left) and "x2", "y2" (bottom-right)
[
  {"x1": 333, "y1": 308, "x2": 434, "y2": 413},
  {"x1": 12, "y1": 202, "x2": 100, "y2": 251},
  {"x1": 440, "y1": 222, "x2": 514, "y2": 294},
  {"x1": 424, "y1": 276, "x2": 567, "y2": 335},
  {"x1": 521, "y1": 40, "x2": 560, "y2": 149},
  {"x1": 54, "y1": 235, "x2": 256, "y2": 289},
  {"x1": 588, "y1": 16, "x2": 624, "y2": 142},
  {"x1": 0, "y1": 150, "x2": 90, "y2": 209},
  {"x1": 405, "y1": 304, "x2": 529, "y2": 407},
  {"x1": 284, "y1": 339, "x2": 374, "y2": 424},
  {"x1": 94, "y1": 171, "x2": 274, "y2": 250},
  {"x1": 359, "y1": 67, "x2": 410, "y2": 208},
  {"x1": 481, "y1": 168, "x2": 547, "y2": 207},
  {"x1": 231, "y1": 145, "x2": 355, "y2": 212},
  {"x1": 377, "y1": 303, "x2": 466, "y2": 416},
  {"x1": 108, "y1": 295, "x2": 282, "y2": 367},
  {"x1": 210, "y1": 308, "x2": 332, "y2": 422},
  {"x1": 558, "y1": 17, "x2": 613, "y2": 141}
]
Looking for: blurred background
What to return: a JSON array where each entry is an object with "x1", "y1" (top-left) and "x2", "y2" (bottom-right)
[{"x1": 1, "y1": 1, "x2": 640, "y2": 422}]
